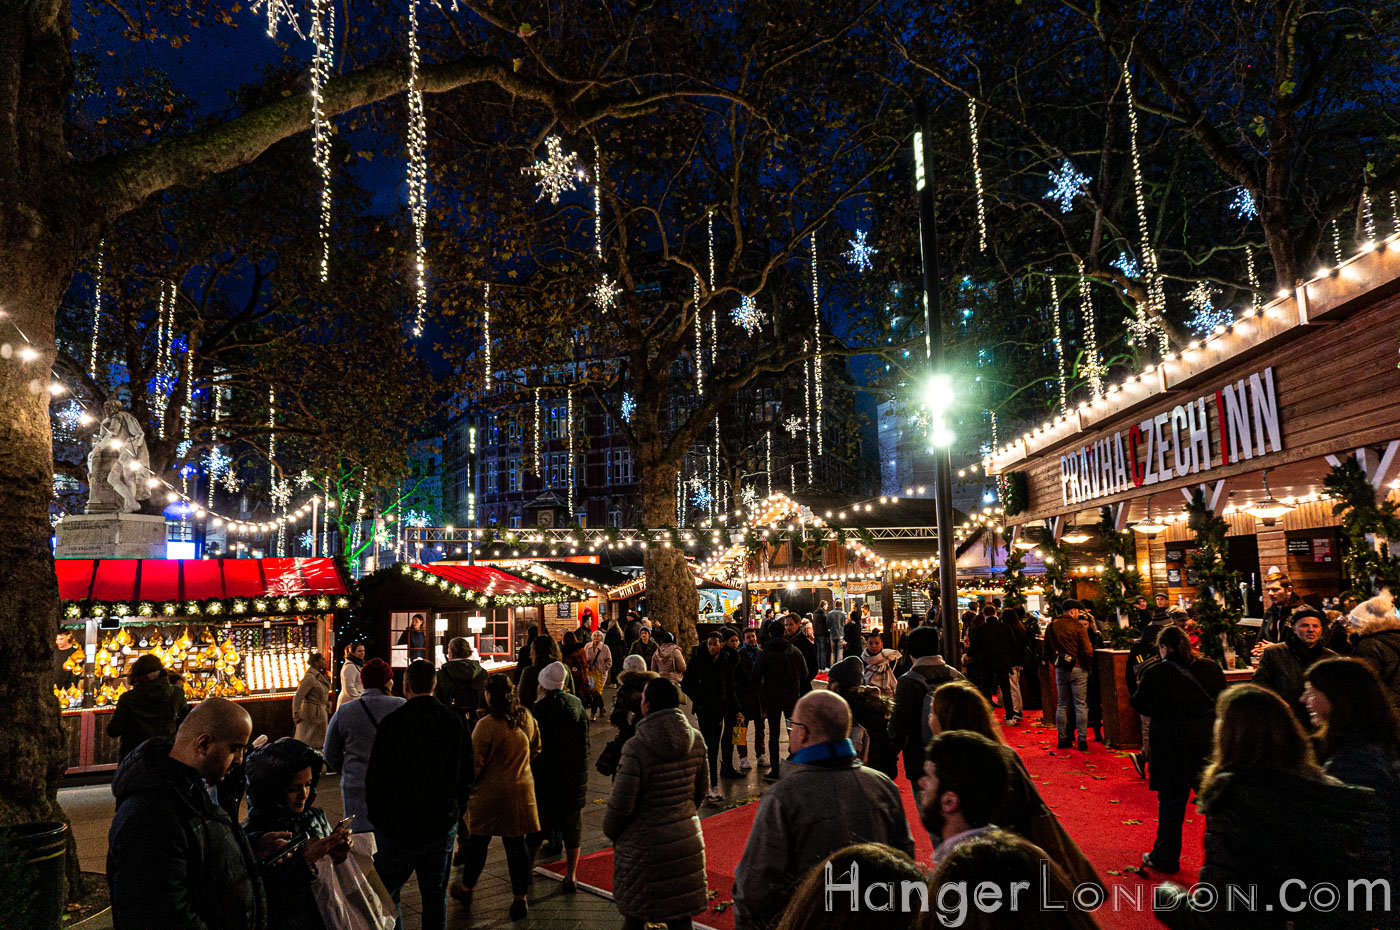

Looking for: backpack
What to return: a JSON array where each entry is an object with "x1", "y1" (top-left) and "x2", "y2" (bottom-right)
[{"x1": 901, "y1": 665, "x2": 954, "y2": 745}]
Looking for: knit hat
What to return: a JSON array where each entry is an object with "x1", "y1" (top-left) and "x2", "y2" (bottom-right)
[
  {"x1": 656, "y1": 629, "x2": 675, "y2": 645},
  {"x1": 538, "y1": 661, "x2": 568, "y2": 692},
  {"x1": 1061, "y1": 599, "x2": 1084, "y2": 612},
  {"x1": 827, "y1": 656, "x2": 864, "y2": 693},
  {"x1": 903, "y1": 625, "x2": 941, "y2": 659},
  {"x1": 1346, "y1": 591, "x2": 1396, "y2": 630},
  {"x1": 622, "y1": 654, "x2": 647, "y2": 674},
  {"x1": 360, "y1": 657, "x2": 392, "y2": 690}
]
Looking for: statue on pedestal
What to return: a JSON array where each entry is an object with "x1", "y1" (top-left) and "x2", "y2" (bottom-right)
[{"x1": 85, "y1": 399, "x2": 152, "y2": 514}]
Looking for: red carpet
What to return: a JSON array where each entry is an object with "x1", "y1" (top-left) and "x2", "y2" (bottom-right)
[{"x1": 542, "y1": 711, "x2": 1199, "y2": 929}]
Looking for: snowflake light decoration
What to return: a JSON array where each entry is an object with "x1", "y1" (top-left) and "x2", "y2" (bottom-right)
[
  {"x1": 843, "y1": 230, "x2": 878, "y2": 272},
  {"x1": 55, "y1": 401, "x2": 84, "y2": 434},
  {"x1": 1045, "y1": 160, "x2": 1091, "y2": 213},
  {"x1": 403, "y1": 509, "x2": 432, "y2": 527},
  {"x1": 521, "y1": 136, "x2": 581, "y2": 204},
  {"x1": 1125, "y1": 313, "x2": 1162, "y2": 348},
  {"x1": 1186, "y1": 281, "x2": 1231, "y2": 336},
  {"x1": 592, "y1": 274, "x2": 622, "y2": 312},
  {"x1": 270, "y1": 479, "x2": 293, "y2": 511},
  {"x1": 1229, "y1": 188, "x2": 1258, "y2": 221},
  {"x1": 620, "y1": 393, "x2": 636, "y2": 422},
  {"x1": 731, "y1": 295, "x2": 765, "y2": 336},
  {"x1": 1111, "y1": 251, "x2": 1141, "y2": 279},
  {"x1": 783, "y1": 415, "x2": 804, "y2": 437},
  {"x1": 740, "y1": 485, "x2": 759, "y2": 510},
  {"x1": 298, "y1": 529, "x2": 316, "y2": 551},
  {"x1": 295, "y1": 470, "x2": 316, "y2": 489},
  {"x1": 691, "y1": 484, "x2": 714, "y2": 512},
  {"x1": 176, "y1": 440, "x2": 192, "y2": 459}
]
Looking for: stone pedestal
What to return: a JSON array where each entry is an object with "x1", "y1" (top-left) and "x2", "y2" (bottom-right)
[{"x1": 55, "y1": 513, "x2": 168, "y2": 560}]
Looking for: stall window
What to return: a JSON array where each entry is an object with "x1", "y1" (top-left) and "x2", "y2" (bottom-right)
[{"x1": 389, "y1": 610, "x2": 433, "y2": 668}]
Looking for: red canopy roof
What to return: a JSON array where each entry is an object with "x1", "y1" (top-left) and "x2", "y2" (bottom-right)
[
  {"x1": 410, "y1": 563, "x2": 546, "y2": 595},
  {"x1": 56, "y1": 557, "x2": 349, "y2": 604}
]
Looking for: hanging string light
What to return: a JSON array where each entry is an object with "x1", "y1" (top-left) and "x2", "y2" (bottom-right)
[
  {"x1": 712, "y1": 417, "x2": 720, "y2": 521},
  {"x1": 810, "y1": 234, "x2": 823, "y2": 455},
  {"x1": 1122, "y1": 60, "x2": 1168, "y2": 356},
  {"x1": 1246, "y1": 246, "x2": 1263, "y2": 313},
  {"x1": 1331, "y1": 219, "x2": 1343, "y2": 266},
  {"x1": 1076, "y1": 257, "x2": 1106, "y2": 398},
  {"x1": 533, "y1": 387, "x2": 541, "y2": 475},
  {"x1": 154, "y1": 282, "x2": 174, "y2": 440},
  {"x1": 179, "y1": 337, "x2": 194, "y2": 494},
  {"x1": 968, "y1": 97, "x2": 988, "y2": 252},
  {"x1": 322, "y1": 473, "x2": 332, "y2": 556},
  {"x1": 405, "y1": 0, "x2": 430, "y2": 337},
  {"x1": 207, "y1": 381, "x2": 223, "y2": 509},
  {"x1": 309, "y1": 0, "x2": 334, "y2": 282},
  {"x1": 251, "y1": 0, "x2": 303, "y2": 38},
  {"x1": 1362, "y1": 188, "x2": 1377, "y2": 243},
  {"x1": 694, "y1": 275, "x2": 704, "y2": 396},
  {"x1": 1391, "y1": 192, "x2": 1400, "y2": 236},
  {"x1": 566, "y1": 390, "x2": 574, "y2": 522},
  {"x1": 676, "y1": 471, "x2": 684, "y2": 527},
  {"x1": 89, "y1": 242, "x2": 103, "y2": 379},
  {"x1": 1050, "y1": 275, "x2": 1068, "y2": 415},
  {"x1": 804, "y1": 340, "x2": 813, "y2": 484},
  {"x1": 482, "y1": 282, "x2": 491, "y2": 390},
  {"x1": 766, "y1": 430, "x2": 773, "y2": 498}
]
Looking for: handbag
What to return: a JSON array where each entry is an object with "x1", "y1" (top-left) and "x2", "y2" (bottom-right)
[
  {"x1": 311, "y1": 833, "x2": 398, "y2": 930},
  {"x1": 731, "y1": 723, "x2": 748, "y2": 746},
  {"x1": 596, "y1": 734, "x2": 625, "y2": 777},
  {"x1": 1027, "y1": 810, "x2": 1103, "y2": 894}
]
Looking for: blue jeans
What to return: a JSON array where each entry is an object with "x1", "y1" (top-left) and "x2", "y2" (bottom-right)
[
  {"x1": 1054, "y1": 666, "x2": 1089, "y2": 744},
  {"x1": 374, "y1": 826, "x2": 456, "y2": 930}
]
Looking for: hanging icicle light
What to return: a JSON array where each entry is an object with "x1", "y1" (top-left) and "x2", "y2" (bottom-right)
[
  {"x1": 566, "y1": 390, "x2": 574, "y2": 521},
  {"x1": 1122, "y1": 60, "x2": 1168, "y2": 356},
  {"x1": 1246, "y1": 246, "x2": 1263, "y2": 313},
  {"x1": 766, "y1": 430, "x2": 773, "y2": 498},
  {"x1": 804, "y1": 340, "x2": 813, "y2": 484},
  {"x1": 533, "y1": 387, "x2": 541, "y2": 475},
  {"x1": 694, "y1": 274, "x2": 704, "y2": 396},
  {"x1": 968, "y1": 97, "x2": 988, "y2": 252},
  {"x1": 251, "y1": 0, "x2": 303, "y2": 38},
  {"x1": 1330, "y1": 219, "x2": 1343, "y2": 266},
  {"x1": 810, "y1": 234, "x2": 823, "y2": 455},
  {"x1": 405, "y1": 0, "x2": 430, "y2": 337},
  {"x1": 1076, "y1": 257, "x2": 1106, "y2": 398},
  {"x1": 309, "y1": 0, "x2": 334, "y2": 282},
  {"x1": 482, "y1": 282, "x2": 491, "y2": 390},
  {"x1": 1361, "y1": 188, "x2": 1377, "y2": 244},
  {"x1": 89, "y1": 242, "x2": 103, "y2": 379},
  {"x1": 1050, "y1": 275, "x2": 1068, "y2": 416}
]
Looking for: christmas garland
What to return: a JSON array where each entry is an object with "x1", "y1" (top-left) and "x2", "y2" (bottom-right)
[{"x1": 63, "y1": 593, "x2": 350, "y2": 621}]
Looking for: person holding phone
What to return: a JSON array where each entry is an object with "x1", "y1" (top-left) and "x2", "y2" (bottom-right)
[{"x1": 244, "y1": 738, "x2": 351, "y2": 930}]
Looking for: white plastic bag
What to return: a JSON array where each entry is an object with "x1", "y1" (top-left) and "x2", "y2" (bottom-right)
[{"x1": 311, "y1": 833, "x2": 398, "y2": 930}]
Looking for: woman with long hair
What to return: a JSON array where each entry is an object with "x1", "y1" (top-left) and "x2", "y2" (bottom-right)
[
  {"x1": 334, "y1": 642, "x2": 365, "y2": 711},
  {"x1": 1303, "y1": 657, "x2": 1400, "y2": 790},
  {"x1": 772, "y1": 843, "x2": 926, "y2": 930},
  {"x1": 513, "y1": 624, "x2": 539, "y2": 686},
  {"x1": 1157, "y1": 685, "x2": 1387, "y2": 929},
  {"x1": 451, "y1": 674, "x2": 541, "y2": 920},
  {"x1": 929, "y1": 831, "x2": 1102, "y2": 930},
  {"x1": 517, "y1": 633, "x2": 572, "y2": 712},
  {"x1": 1127, "y1": 624, "x2": 1225, "y2": 874}
]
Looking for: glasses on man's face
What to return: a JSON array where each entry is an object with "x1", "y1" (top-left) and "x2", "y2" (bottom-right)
[{"x1": 788, "y1": 721, "x2": 809, "y2": 735}]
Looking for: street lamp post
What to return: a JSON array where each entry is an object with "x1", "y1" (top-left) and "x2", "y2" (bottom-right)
[{"x1": 913, "y1": 101, "x2": 960, "y2": 667}]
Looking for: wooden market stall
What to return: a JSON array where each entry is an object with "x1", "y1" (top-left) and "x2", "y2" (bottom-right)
[{"x1": 55, "y1": 557, "x2": 349, "y2": 775}]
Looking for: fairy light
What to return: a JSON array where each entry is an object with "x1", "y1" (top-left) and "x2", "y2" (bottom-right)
[
  {"x1": 707, "y1": 208, "x2": 716, "y2": 289},
  {"x1": 968, "y1": 97, "x2": 987, "y2": 252},
  {"x1": 180, "y1": 336, "x2": 194, "y2": 493},
  {"x1": 1186, "y1": 280, "x2": 1229, "y2": 336},
  {"x1": 766, "y1": 430, "x2": 773, "y2": 497},
  {"x1": 482, "y1": 282, "x2": 491, "y2": 390},
  {"x1": 566, "y1": 390, "x2": 574, "y2": 521},
  {"x1": 1246, "y1": 246, "x2": 1263, "y2": 313},
  {"x1": 1123, "y1": 60, "x2": 1168, "y2": 356},
  {"x1": 1076, "y1": 257, "x2": 1105, "y2": 397},
  {"x1": 810, "y1": 234, "x2": 823, "y2": 454},
  {"x1": 676, "y1": 472, "x2": 684, "y2": 526},
  {"x1": 533, "y1": 387, "x2": 541, "y2": 475},
  {"x1": 405, "y1": 0, "x2": 430, "y2": 337},
  {"x1": 694, "y1": 274, "x2": 704, "y2": 396},
  {"x1": 88, "y1": 242, "x2": 103, "y2": 379},
  {"x1": 1050, "y1": 275, "x2": 1067, "y2": 415},
  {"x1": 251, "y1": 0, "x2": 303, "y2": 38},
  {"x1": 155, "y1": 282, "x2": 173, "y2": 439},
  {"x1": 1391, "y1": 192, "x2": 1400, "y2": 236},
  {"x1": 1362, "y1": 188, "x2": 1377, "y2": 242},
  {"x1": 1331, "y1": 219, "x2": 1343, "y2": 266},
  {"x1": 309, "y1": 0, "x2": 334, "y2": 282},
  {"x1": 712, "y1": 417, "x2": 721, "y2": 520},
  {"x1": 207, "y1": 381, "x2": 223, "y2": 508},
  {"x1": 804, "y1": 340, "x2": 813, "y2": 484}
]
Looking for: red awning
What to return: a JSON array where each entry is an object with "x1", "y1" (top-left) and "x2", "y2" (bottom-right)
[
  {"x1": 410, "y1": 563, "x2": 546, "y2": 595},
  {"x1": 56, "y1": 557, "x2": 349, "y2": 604}
]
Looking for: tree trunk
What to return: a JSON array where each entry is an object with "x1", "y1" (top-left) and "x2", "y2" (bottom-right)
[{"x1": 636, "y1": 436, "x2": 698, "y2": 653}]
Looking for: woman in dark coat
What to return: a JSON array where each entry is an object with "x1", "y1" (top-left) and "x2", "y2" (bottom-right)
[
  {"x1": 527, "y1": 664, "x2": 590, "y2": 892},
  {"x1": 1304, "y1": 656, "x2": 1400, "y2": 790},
  {"x1": 107, "y1": 654, "x2": 187, "y2": 760},
  {"x1": 603, "y1": 619, "x2": 627, "y2": 685},
  {"x1": 825, "y1": 656, "x2": 896, "y2": 778},
  {"x1": 517, "y1": 634, "x2": 573, "y2": 712},
  {"x1": 242, "y1": 739, "x2": 351, "y2": 930},
  {"x1": 1157, "y1": 685, "x2": 1388, "y2": 930},
  {"x1": 1128, "y1": 625, "x2": 1226, "y2": 874},
  {"x1": 513, "y1": 624, "x2": 539, "y2": 686}
]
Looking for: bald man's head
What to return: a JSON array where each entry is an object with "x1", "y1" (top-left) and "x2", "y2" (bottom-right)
[
  {"x1": 791, "y1": 690, "x2": 852, "y2": 751},
  {"x1": 171, "y1": 697, "x2": 253, "y2": 785}
]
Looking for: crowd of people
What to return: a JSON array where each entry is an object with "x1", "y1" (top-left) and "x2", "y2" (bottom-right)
[{"x1": 102, "y1": 587, "x2": 1400, "y2": 930}]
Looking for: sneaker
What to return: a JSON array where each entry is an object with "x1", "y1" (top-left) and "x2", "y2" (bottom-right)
[
  {"x1": 1131, "y1": 752, "x2": 1147, "y2": 779},
  {"x1": 1005, "y1": 715, "x2": 1020, "y2": 726},
  {"x1": 739, "y1": 757, "x2": 752, "y2": 772},
  {"x1": 756, "y1": 754, "x2": 770, "y2": 767}
]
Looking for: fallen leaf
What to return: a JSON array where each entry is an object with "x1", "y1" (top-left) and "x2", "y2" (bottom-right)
[{"x1": 1122, "y1": 819, "x2": 1142, "y2": 825}]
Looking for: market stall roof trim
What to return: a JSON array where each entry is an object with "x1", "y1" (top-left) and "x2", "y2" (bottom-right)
[
  {"x1": 410, "y1": 562, "x2": 547, "y2": 595},
  {"x1": 57, "y1": 557, "x2": 351, "y2": 618}
]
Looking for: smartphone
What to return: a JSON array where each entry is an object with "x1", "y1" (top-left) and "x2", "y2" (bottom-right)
[
  {"x1": 333, "y1": 815, "x2": 355, "y2": 832},
  {"x1": 260, "y1": 832, "x2": 310, "y2": 867}
]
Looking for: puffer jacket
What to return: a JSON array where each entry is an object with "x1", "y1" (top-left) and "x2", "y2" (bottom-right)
[
  {"x1": 1157, "y1": 766, "x2": 1389, "y2": 930},
  {"x1": 652, "y1": 641, "x2": 688, "y2": 684},
  {"x1": 108, "y1": 739, "x2": 266, "y2": 930},
  {"x1": 732, "y1": 753, "x2": 914, "y2": 929},
  {"x1": 1351, "y1": 616, "x2": 1400, "y2": 710},
  {"x1": 603, "y1": 708, "x2": 709, "y2": 922},
  {"x1": 432, "y1": 657, "x2": 488, "y2": 723},
  {"x1": 756, "y1": 637, "x2": 810, "y2": 716},
  {"x1": 106, "y1": 675, "x2": 188, "y2": 760},
  {"x1": 243, "y1": 739, "x2": 331, "y2": 930}
]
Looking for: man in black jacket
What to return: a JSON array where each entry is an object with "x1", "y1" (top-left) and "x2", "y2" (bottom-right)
[
  {"x1": 890, "y1": 626, "x2": 963, "y2": 789},
  {"x1": 366, "y1": 659, "x2": 474, "y2": 930},
  {"x1": 756, "y1": 621, "x2": 811, "y2": 781},
  {"x1": 683, "y1": 630, "x2": 740, "y2": 799},
  {"x1": 108, "y1": 697, "x2": 268, "y2": 930},
  {"x1": 811, "y1": 600, "x2": 831, "y2": 671},
  {"x1": 433, "y1": 637, "x2": 488, "y2": 730},
  {"x1": 968, "y1": 606, "x2": 1021, "y2": 724},
  {"x1": 784, "y1": 612, "x2": 819, "y2": 684}
]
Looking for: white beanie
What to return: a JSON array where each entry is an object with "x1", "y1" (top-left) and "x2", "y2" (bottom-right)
[
  {"x1": 1347, "y1": 591, "x2": 1397, "y2": 630},
  {"x1": 538, "y1": 661, "x2": 568, "y2": 692},
  {"x1": 622, "y1": 654, "x2": 647, "y2": 674}
]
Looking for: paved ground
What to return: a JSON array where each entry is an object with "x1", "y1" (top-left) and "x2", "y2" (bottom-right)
[{"x1": 67, "y1": 688, "x2": 788, "y2": 929}]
